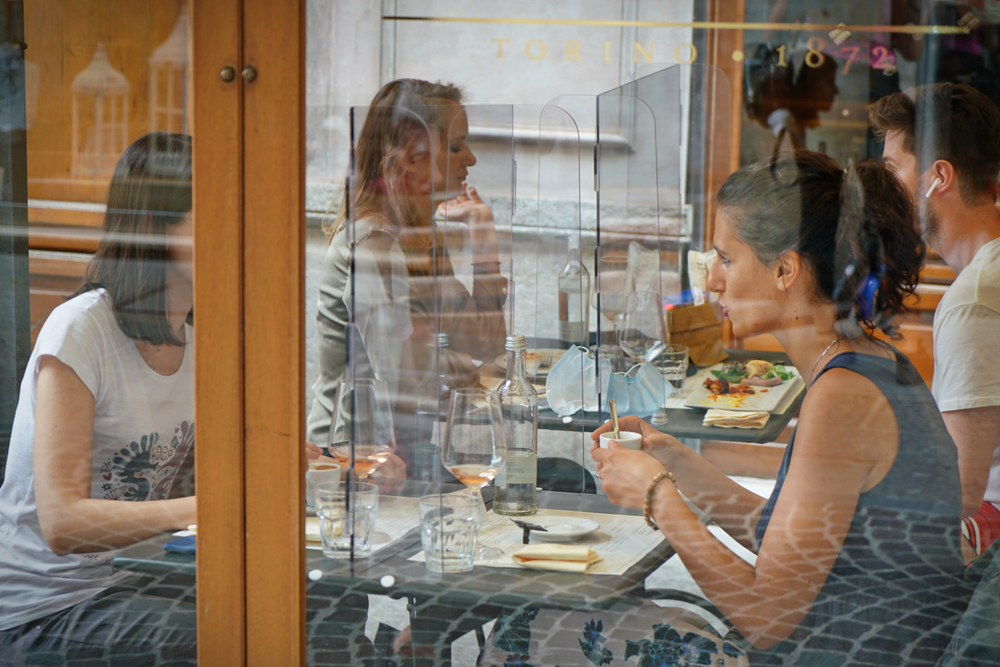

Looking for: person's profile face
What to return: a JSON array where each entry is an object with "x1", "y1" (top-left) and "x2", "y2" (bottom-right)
[
  {"x1": 436, "y1": 104, "x2": 477, "y2": 198},
  {"x1": 882, "y1": 130, "x2": 940, "y2": 247},
  {"x1": 708, "y1": 208, "x2": 784, "y2": 339}
]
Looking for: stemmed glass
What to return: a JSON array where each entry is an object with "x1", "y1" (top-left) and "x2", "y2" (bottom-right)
[
  {"x1": 441, "y1": 388, "x2": 507, "y2": 561},
  {"x1": 618, "y1": 291, "x2": 667, "y2": 365},
  {"x1": 328, "y1": 378, "x2": 396, "y2": 482},
  {"x1": 592, "y1": 253, "x2": 635, "y2": 342}
]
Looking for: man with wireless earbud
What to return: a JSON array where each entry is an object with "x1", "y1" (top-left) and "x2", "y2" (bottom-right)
[{"x1": 872, "y1": 82, "x2": 1000, "y2": 664}]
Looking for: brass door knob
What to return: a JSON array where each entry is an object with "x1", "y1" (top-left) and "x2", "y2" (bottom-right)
[
  {"x1": 219, "y1": 67, "x2": 236, "y2": 83},
  {"x1": 241, "y1": 66, "x2": 257, "y2": 83}
]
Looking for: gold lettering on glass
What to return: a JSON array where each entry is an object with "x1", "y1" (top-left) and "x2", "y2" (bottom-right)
[
  {"x1": 674, "y1": 43, "x2": 697, "y2": 64},
  {"x1": 604, "y1": 41, "x2": 612, "y2": 61},
  {"x1": 566, "y1": 40, "x2": 583, "y2": 61},
  {"x1": 492, "y1": 37, "x2": 510, "y2": 58},
  {"x1": 633, "y1": 42, "x2": 653, "y2": 63},
  {"x1": 525, "y1": 39, "x2": 547, "y2": 60}
]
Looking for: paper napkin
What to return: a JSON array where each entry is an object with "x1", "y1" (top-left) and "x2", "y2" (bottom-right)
[
  {"x1": 703, "y1": 409, "x2": 771, "y2": 429},
  {"x1": 511, "y1": 544, "x2": 602, "y2": 573},
  {"x1": 305, "y1": 517, "x2": 322, "y2": 544}
]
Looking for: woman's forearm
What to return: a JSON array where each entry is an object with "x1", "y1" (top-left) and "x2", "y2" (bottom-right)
[
  {"x1": 660, "y1": 444, "x2": 768, "y2": 550},
  {"x1": 41, "y1": 495, "x2": 197, "y2": 556}
]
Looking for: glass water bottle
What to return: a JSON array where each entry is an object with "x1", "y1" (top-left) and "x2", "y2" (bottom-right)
[
  {"x1": 414, "y1": 332, "x2": 456, "y2": 482},
  {"x1": 493, "y1": 335, "x2": 539, "y2": 515}
]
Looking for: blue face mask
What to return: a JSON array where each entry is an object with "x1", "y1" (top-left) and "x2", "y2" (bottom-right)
[
  {"x1": 545, "y1": 346, "x2": 610, "y2": 417},
  {"x1": 604, "y1": 363, "x2": 666, "y2": 418}
]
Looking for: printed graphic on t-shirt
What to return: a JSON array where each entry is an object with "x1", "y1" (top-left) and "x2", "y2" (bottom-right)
[{"x1": 99, "y1": 421, "x2": 194, "y2": 501}]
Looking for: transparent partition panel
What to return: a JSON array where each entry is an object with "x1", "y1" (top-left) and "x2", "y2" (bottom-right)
[
  {"x1": 0, "y1": 3, "x2": 198, "y2": 663},
  {"x1": 596, "y1": 67, "x2": 681, "y2": 423},
  {"x1": 531, "y1": 103, "x2": 593, "y2": 492}
]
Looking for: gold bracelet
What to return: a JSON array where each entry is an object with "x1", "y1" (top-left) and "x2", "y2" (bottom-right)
[{"x1": 643, "y1": 470, "x2": 676, "y2": 531}]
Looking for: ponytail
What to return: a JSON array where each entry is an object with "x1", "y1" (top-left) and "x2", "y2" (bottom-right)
[{"x1": 832, "y1": 161, "x2": 925, "y2": 337}]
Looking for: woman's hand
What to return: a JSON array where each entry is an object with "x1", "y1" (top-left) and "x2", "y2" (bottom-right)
[
  {"x1": 591, "y1": 416, "x2": 682, "y2": 468},
  {"x1": 369, "y1": 452, "x2": 407, "y2": 494},
  {"x1": 591, "y1": 442, "x2": 671, "y2": 510},
  {"x1": 436, "y1": 184, "x2": 498, "y2": 264}
]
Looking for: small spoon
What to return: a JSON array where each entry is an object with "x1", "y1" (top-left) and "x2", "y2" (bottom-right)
[{"x1": 609, "y1": 399, "x2": 621, "y2": 439}]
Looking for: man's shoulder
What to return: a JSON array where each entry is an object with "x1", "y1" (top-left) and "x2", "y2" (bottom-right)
[{"x1": 941, "y1": 238, "x2": 1000, "y2": 313}]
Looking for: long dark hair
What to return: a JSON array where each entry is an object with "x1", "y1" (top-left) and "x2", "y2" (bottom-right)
[
  {"x1": 76, "y1": 132, "x2": 192, "y2": 346},
  {"x1": 717, "y1": 150, "x2": 925, "y2": 337}
]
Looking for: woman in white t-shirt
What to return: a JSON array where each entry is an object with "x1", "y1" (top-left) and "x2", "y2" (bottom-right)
[{"x1": 0, "y1": 133, "x2": 202, "y2": 664}]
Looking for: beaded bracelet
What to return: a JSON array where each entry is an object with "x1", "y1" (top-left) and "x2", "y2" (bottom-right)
[{"x1": 643, "y1": 470, "x2": 677, "y2": 531}]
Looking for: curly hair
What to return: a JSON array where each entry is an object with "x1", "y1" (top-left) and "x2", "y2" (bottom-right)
[{"x1": 717, "y1": 150, "x2": 925, "y2": 337}]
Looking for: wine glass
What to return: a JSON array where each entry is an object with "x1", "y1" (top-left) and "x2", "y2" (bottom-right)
[
  {"x1": 618, "y1": 291, "x2": 667, "y2": 365},
  {"x1": 441, "y1": 387, "x2": 507, "y2": 561},
  {"x1": 328, "y1": 378, "x2": 396, "y2": 482},
  {"x1": 592, "y1": 253, "x2": 634, "y2": 342}
]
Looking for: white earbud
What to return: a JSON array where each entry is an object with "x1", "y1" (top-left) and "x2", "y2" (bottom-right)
[{"x1": 924, "y1": 177, "x2": 943, "y2": 199}]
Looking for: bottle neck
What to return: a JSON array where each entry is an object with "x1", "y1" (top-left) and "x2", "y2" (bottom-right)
[
  {"x1": 565, "y1": 238, "x2": 581, "y2": 265},
  {"x1": 504, "y1": 348, "x2": 527, "y2": 382}
]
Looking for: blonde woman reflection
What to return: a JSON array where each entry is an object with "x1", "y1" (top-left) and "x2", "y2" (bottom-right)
[
  {"x1": 308, "y1": 79, "x2": 507, "y2": 473},
  {"x1": 483, "y1": 153, "x2": 967, "y2": 667}
]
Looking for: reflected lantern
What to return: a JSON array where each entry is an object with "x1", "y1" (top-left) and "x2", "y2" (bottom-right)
[
  {"x1": 71, "y1": 44, "x2": 129, "y2": 178},
  {"x1": 148, "y1": 6, "x2": 189, "y2": 134}
]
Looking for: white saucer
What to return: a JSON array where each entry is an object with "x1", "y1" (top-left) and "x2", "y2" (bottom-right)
[{"x1": 530, "y1": 516, "x2": 600, "y2": 542}]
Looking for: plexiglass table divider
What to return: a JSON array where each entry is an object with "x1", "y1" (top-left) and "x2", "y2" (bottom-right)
[{"x1": 327, "y1": 66, "x2": 727, "y2": 559}]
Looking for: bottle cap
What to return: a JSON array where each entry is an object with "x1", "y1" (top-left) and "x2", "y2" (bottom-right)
[{"x1": 505, "y1": 335, "x2": 527, "y2": 351}]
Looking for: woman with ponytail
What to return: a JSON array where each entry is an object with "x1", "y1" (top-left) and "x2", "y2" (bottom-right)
[{"x1": 482, "y1": 151, "x2": 967, "y2": 667}]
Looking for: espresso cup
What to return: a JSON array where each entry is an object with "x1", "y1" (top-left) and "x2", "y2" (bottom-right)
[
  {"x1": 306, "y1": 459, "x2": 341, "y2": 509},
  {"x1": 598, "y1": 430, "x2": 642, "y2": 450}
]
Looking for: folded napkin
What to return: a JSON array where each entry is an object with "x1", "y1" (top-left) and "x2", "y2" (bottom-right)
[
  {"x1": 703, "y1": 409, "x2": 770, "y2": 429},
  {"x1": 511, "y1": 544, "x2": 602, "y2": 573},
  {"x1": 305, "y1": 517, "x2": 322, "y2": 543}
]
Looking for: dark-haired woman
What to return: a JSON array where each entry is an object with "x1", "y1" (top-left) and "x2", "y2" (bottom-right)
[
  {"x1": 483, "y1": 152, "x2": 968, "y2": 667},
  {"x1": 0, "y1": 133, "x2": 199, "y2": 663}
]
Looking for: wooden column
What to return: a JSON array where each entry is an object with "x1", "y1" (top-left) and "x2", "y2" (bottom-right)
[
  {"x1": 191, "y1": 0, "x2": 246, "y2": 664},
  {"x1": 242, "y1": 0, "x2": 307, "y2": 665},
  {"x1": 703, "y1": 0, "x2": 745, "y2": 348}
]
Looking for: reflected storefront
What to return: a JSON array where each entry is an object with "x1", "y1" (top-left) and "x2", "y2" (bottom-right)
[{"x1": 2, "y1": 1, "x2": 999, "y2": 666}]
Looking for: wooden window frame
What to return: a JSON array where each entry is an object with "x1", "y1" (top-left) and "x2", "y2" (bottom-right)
[{"x1": 191, "y1": 0, "x2": 306, "y2": 664}]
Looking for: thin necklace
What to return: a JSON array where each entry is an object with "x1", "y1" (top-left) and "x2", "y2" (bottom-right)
[{"x1": 809, "y1": 336, "x2": 845, "y2": 386}]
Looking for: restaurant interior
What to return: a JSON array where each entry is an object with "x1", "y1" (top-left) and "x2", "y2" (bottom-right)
[{"x1": 1, "y1": 1, "x2": 998, "y2": 665}]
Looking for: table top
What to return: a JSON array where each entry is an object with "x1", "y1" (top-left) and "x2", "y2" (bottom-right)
[
  {"x1": 112, "y1": 486, "x2": 675, "y2": 612},
  {"x1": 533, "y1": 348, "x2": 802, "y2": 443}
]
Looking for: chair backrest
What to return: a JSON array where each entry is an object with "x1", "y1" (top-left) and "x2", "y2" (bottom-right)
[{"x1": 536, "y1": 456, "x2": 596, "y2": 494}]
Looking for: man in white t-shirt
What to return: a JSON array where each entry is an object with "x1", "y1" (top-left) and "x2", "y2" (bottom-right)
[{"x1": 871, "y1": 83, "x2": 1000, "y2": 561}]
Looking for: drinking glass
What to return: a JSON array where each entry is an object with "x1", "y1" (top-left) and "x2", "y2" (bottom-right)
[
  {"x1": 650, "y1": 344, "x2": 690, "y2": 398},
  {"x1": 441, "y1": 388, "x2": 507, "y2": 561},
  {"x1": 618, "y1": 291, "x2": 667, "y2": 364},
  {"x1": 328, "y1": 378, "x2": 395, "y2": 482},
  {"x1": 418, "y1": 494, "x2": 481, "y2": 573},
  {"x1": 592, "y1": 253, "x2": 634, "y2": 341},
  {"x1": 314, "y1": 481, "x2": 379, "y2": 559}
]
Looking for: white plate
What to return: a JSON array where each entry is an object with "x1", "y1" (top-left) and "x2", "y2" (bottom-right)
[
  {"x1": 529, "y1": 516, "x2": 600, "y2": 543},
  {"x1": 494, "y1": 348, "x2": 565, "y2": 377},
  {"x1": 683, "y1": 364, "x2": 803, "y2": 413}
]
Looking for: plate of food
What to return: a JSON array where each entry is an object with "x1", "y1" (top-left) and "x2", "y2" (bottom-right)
[
  {"x1": 683, "y1": 359, "x2": 803, "y2": 413},
  {"x1": 494, "y1": 348, "x2": 566, "y2": 377}
]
